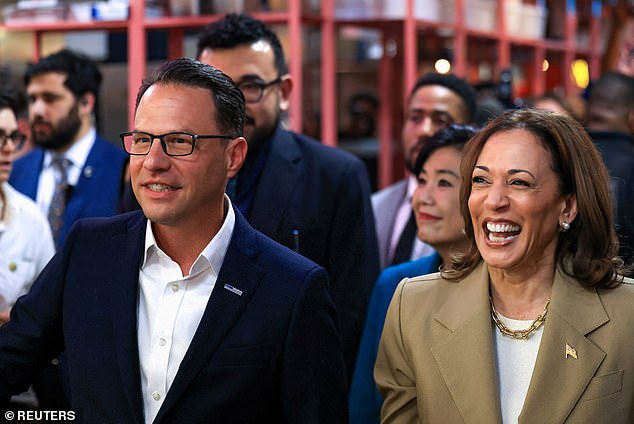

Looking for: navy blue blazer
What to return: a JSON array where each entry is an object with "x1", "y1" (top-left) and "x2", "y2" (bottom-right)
[
  {"x1": 9, "y1": 135, "x2": 127, "y2": 249},
  {"x1": 248, "y1": 127, "x2": 380, "y2": 382},
  {"x1": 349, "y1": 253, "x2": 441, "y2": 424},
  {"x1": 0, "y1": 209, "x2": 347, "y2": 423}
]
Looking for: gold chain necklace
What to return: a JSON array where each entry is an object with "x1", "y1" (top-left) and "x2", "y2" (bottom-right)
[{"x1": 489, "y1": 296, "x2": 551, "y2": 340}]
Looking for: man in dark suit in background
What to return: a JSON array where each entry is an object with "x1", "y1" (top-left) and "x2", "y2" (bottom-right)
[
  {"x1": 9, "y1": 49, "x2": 127, "y2": 250},
  {"x1": 197, "y1": 13, "x2": 380, "y2": 382},
  {"x1": 584, "y1": 71, "x2": 634, "y2": 266},
  {"x1": 372, "y1": 73, "x2": 477, "y2": 270},
  {"x1": 0, "y1": 58, "x2": 347, "y2": 423}
]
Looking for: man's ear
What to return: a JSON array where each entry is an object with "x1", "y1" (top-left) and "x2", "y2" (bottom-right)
[
  {"x1": 226, "y1": 137, "x2": 247, "y2": 178},
  {"x1": 78, "y1": 93, "x2": 95, "y2": 115},
  {"x1": 278, "y1": 74, "x2": 292, "y2": 113}
]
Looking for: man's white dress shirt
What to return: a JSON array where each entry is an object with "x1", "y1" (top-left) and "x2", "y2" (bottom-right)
[{"x1": 137, "y1": 201, "x2": 235, "y2": 424}]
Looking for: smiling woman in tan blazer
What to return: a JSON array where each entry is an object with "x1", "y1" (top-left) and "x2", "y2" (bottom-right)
[{"x1": 375, "y1": 109, "x2": 634, "y2": 424}]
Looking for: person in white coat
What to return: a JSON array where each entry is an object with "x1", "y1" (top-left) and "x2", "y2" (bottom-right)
[{"x1": 0, "y1": 92, "x2": 54, "y2": 324}]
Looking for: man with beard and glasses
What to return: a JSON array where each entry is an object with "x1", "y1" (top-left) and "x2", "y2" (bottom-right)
[
  {"x1": 372, "y1": 73, "x2": 477, "y2": 270},
  {"x1": 8, "y1": 48, "x2": 127, "y2": 411},
  {"x1": 9, "y1": 48, "x2": 127, "y2": 250},
  {"x1": 196, "y1": 13, "x2": 380, "y2": 384}
]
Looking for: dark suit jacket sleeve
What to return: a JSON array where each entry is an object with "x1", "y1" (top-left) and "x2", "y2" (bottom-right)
[
  {"x1": 282, "y1": 265, "x2": 348, "y2": 423},
  {"x1": 328, "y1": 156, "x2": 380, "y2": 381}
]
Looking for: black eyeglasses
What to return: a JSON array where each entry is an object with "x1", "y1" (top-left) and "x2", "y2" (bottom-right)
[
  {"x1": 120, "y1": 131, "x2": 234, "y2": 157},
  {"x1": 0, "y1": 130, "x2": 27, "y2": 151},
  {"x1": 236, "y1": 77, "x2": 282, "y2": 104}
]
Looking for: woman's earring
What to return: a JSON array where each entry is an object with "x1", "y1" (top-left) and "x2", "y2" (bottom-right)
[{"x1": 559, "y1": 221, "x2": 571, "y2": 232}]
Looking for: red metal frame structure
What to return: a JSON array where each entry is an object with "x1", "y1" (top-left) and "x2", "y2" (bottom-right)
[
  {"x1": 0, "y1": 0, "x2": 603, "y2": 188},
  {"x1": 321, "y1": 0, "x2": 337, "y2": 147},
  {"x1": 128, "y1": 0, "x2": 145, "y2": 127},
  {"x1": 365, "y1": 0, "x2": 601, "y2": 188},
  {"x1": 126, "y1": 1, "x2": 305, "y2": 132}
]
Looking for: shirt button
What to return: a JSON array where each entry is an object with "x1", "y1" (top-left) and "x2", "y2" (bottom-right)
[
  {"x1": 159, "y1": 337, "x2": 166, "y2": 346},
  {"x1": 152, "y1": 391, "x2": 161, "y2": 401},
  {"x1": 171, "y1": 284, "x2": 179, "y2": 292}
]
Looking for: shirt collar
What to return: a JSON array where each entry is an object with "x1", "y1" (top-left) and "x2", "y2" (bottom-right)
[
  {"x1": 406, "y1": 174, "x2": 418, "y2": 199},
  {"x1": 142, "y1": 195, "x2": 236, "y2": 277}
]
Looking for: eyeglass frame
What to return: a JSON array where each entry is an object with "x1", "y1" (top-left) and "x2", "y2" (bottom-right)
[
  {"x1": 0, "y1": 130, "x2": 27, "y2": 151},
  {"x1": 120, "y1": 131, "x2": 235, "y2": 157},
  {"x1": 236, "y1": 77, "x2": 283, "y2": 104}
]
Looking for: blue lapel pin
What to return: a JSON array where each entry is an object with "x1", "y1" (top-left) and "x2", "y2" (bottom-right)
[{"x1": 223, "y1": 283, "x2": 243, "y2": 296}]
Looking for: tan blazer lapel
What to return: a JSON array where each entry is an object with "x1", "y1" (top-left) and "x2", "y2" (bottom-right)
[
  {"x1": 520, "y1": 269, "x2": 609, "y2": 424},
  {"x1": 431, "y1": 263, "x2": 503, "y2": 424}
]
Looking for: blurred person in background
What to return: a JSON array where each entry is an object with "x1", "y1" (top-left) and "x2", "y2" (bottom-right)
[
  {"x1": 349, "y1": 124, "x2": 477, "y2": 424},
  {"x1": 472, "y1": 80, "x2": 507, "y2": 127},
  {"x1": 0, "y1": 91, "x2": 54, "y2": 411},
  {"x1": 372, "y1": 72, "x2": 477, "y2": 270},
  {"x1": 0, "y1": 92, "x2": 54, "y2": 323},
  {"x1": 376, "y1": 109, "x2": 634, "y2": 423},
  {"x1": 584, "y1": 71, "x2": 634, "y2": 267},
  {"x1": 602, "y1": 0, "x2": 634, "y2": 76},
  {"x1": 9, "y1": 49, "x2": 127, "y2": 250},
  {"x1": 528, "y1": 90, "x2": 583, "y2": 122},
  {"x1": 197, "y1": 13, "x2": 379, "y2": 382},
  {"x1": 339, "y1": 92, "x2": 380, "y2": 190},
  {"x1": 0, "y1": 66, "x2": 33, "y2": 159}
]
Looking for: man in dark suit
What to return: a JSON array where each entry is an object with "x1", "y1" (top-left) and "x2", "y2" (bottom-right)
[
  {"x1": 197, "y1": 13, "x2": 380, "y2": 382},
  {"x1": 372, "y1": 73, "x2": 477, "y2": 270},
  {"x1": 0, "y1": 58, "x2": 347, "y2": 423},
  {"x1": 584, "y1": 71, "x2": 634, "y2": 266},
  {"x1": 9, "y1": 48, "x2": 127, "y2": 250}
]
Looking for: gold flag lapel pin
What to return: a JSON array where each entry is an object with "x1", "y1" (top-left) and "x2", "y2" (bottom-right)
[{"x1": 565, "y1": 343, "x2": 578, "y2": 359}]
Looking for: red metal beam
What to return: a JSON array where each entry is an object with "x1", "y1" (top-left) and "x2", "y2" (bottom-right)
[
  {"x1": 320, "y1": 0, "x2": 336, "y2": 147},
  {"x1": 127, "y1": 0, "x2": 146, "y2": 129}
]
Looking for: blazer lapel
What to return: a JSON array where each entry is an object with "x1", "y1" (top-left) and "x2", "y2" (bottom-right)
[
  {"x1": 249, "y1": 128, "x2": 301, "y2": 236},
  {"x1": 11, "y1": 148, "x2": 44, "y2": 200},
  {"x1": 109, "y1": 211, "x2": 147, "y2": 424},
  {"x1": 154, "y1": 210, "x2": 264, "y2": 422},
  {"x1": 431, "y1": 263, "x2": 503, "y2": 424},
  {"x1": 63, "y1": 141, "x2": 105, "y2": 234},
  {"x1": 519, "y1": 269, "x2": 608, "y2": 424}
]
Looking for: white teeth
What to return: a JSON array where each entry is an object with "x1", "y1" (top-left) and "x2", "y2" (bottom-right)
[
  {"x1": 486, "y1": 222, "x2": 520, "y2": 233},
  {"x1": 488, "y1": 233, "x2": 518, "y2": 242},
  {"x1": 147, "y1": 183, "x2": 175, "y2": 192}
]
